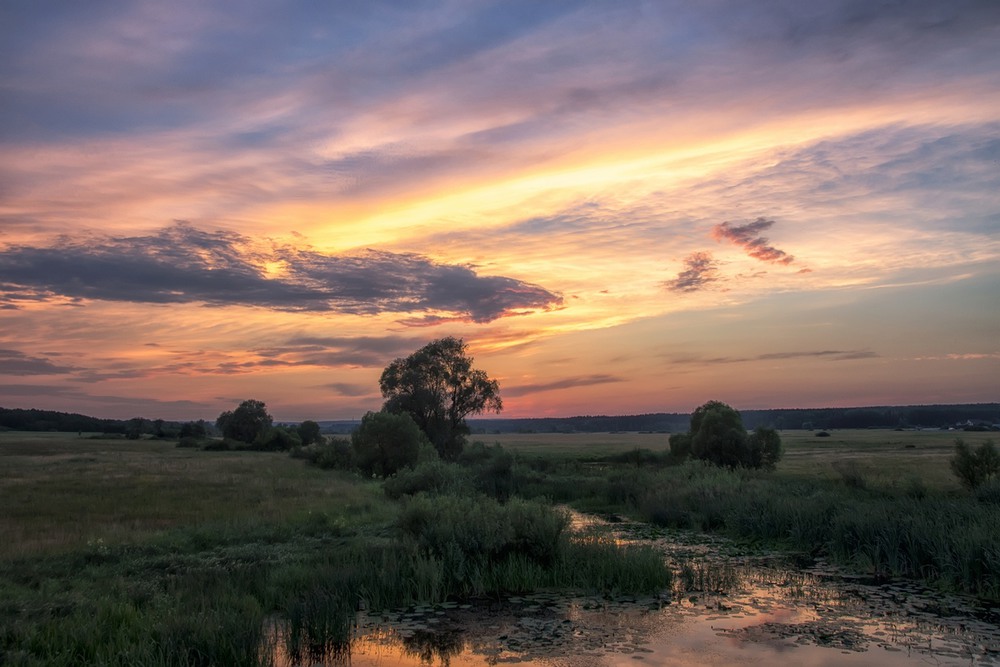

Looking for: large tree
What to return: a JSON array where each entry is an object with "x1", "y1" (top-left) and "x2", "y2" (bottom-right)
[
  {"x1": 216, "y1": 399, "x2": 273, "y2": 444},
  {"x1": 379, "y1": 337, "x2": 502, "y2": 460}
]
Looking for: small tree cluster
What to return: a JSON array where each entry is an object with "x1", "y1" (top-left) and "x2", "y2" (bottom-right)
[
  {"x1": 672, "y1": 400, "x2": 782, "y2": 469},
  {"x1": 950, "y1": 438, "x2": 999, "y2": 490},
  {"x1": 216, "y1": 399, "x2": 273, "y2": 444}
]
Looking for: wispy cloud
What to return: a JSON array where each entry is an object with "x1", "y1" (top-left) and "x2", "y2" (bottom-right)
[
  {"x1": 712, "y1": 218, "x2": 794, "y2": 265},
  {"x1": 665, "y1": 252, "x2": 720, "y2": 293},
  {"x1": 0, "y1": 349, "x2": 77, "y2": 375},
  {"x1": 504, "y1": 374, "x2": 624, "y2": 398},
  {"x1": 671, "y1": 349, "x2": 878, "y2": 365},
  {"x1": 255, "y1": 336, "x2": 422, "y2": 369},
  {"x1": 317, "y1": 382, "x2": 375, "y2": 398},
  {"x1": 0, "y1": 223, "x2": 561, "y2": 322}
]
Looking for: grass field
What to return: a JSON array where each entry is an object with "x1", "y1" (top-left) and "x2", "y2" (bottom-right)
[
  {"x1": 0, "y1": 432, "x2": 387, "y2": 560},
  {"x1": 1, "y1": 427, "x2": 997, "y2": 665},
  {"x1": 0, "y1": 431, "x2": 677, "y2": 666},
  {"x1": 488, "y1": 428, "x2": 996, "y2": 490}
]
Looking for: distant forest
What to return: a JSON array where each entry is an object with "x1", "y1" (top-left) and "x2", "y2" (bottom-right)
[
  {"x1": 1, "y1": 403, "x2": 997, "y2": 436},
  {"x1": 468, "y1": 404, "x2": 1000, "y2": 433},
  {"x1": 0, "y1": 408, "x2": 182, "y2": 437}
]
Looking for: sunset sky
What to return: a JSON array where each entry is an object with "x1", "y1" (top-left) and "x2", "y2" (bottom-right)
[{"x1": 1, "y1": 1, "x2": 998, "y2": 421}]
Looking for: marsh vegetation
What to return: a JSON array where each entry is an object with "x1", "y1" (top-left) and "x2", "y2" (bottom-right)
[{"x1": 1, "y1": 428, "x2": 997, "y2": 665}]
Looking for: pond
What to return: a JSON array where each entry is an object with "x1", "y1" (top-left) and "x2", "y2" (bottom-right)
[{"x1": 271, "y1": 519, "x2": 1000, "y2": 666}]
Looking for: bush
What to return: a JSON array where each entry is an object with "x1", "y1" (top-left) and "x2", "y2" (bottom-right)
[
  {"x1": 669, "y1": 433, "x2": 692, "y2": 460},
  {"x1": 383, "y1": 460, "x2": 470, "y2": 499},
  {"x1": 950, "y1": 439, "x2": 1000, "y2": 490},
  {"x1": 292, "y1": 437, "x2": 356, "y2": 471},
  {"x1": 747, "y1": 426, "x2": 782, "y2": 470},
  {"x1": 253, "y1": 426, "x2": 302, "y2": 451},
  {"x1": 352, "y1": 411, "x2": 434, "y2": 478},
  {"x1": 460, "y1": 442, "x2": 517, "y2": 501},
  {"x1": 974, "y1": 477, "x2": 1000, "y2": 504}
]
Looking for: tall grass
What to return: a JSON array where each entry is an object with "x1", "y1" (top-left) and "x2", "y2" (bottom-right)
[{"x1": 0, "y1": 436, "x2": 671, "y2": 666}]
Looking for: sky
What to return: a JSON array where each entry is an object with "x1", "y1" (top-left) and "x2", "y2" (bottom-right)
[{"x1": 1, "y1": 0, "x2": 998, "y2": 422}]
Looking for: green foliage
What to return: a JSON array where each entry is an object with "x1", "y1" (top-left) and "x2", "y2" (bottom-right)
[
  {"x1": 252, "y1": 426, "x2": 302, "y2": 452},
  {"x1": 352, "y1": 411, "x2": 433, "y2": 478},
  {"x1": 460, "y1": 441, "x2": 518, "y2": 501},
  {"x1": 296, "y1": 420, "x2": 322, "y2": 446},
  {"x1": 690, "y1": 401, "x2": 748, "y2": 467},
  {"x1": 747, "y1": 426, "x2": 782, "y2": 470},
  {"x1": 950, "y1": 438, "x2": 1000, "y2": 490},
  {"x1": 216, "y1": 399, "x2": 273, "y2": 444},
  {"x1": 291, "y1": 437, "x2": 356, "y2": 471},
  {"x1": 380, "y1": 337, "x2": 502, "y2": 460},
  {"x1": 383, "y1": 460, "x2": 470, "y2": 499},
  {"x1": 397, "y1": 495, "x2": 570, "y2": 585},
  {"x1": 179, "y1": 420, "x2": 208, "y2": 439},
  {"x1": 675, "y1": 401, "x2": 784, "y2": 469},
  {"x1": 668, "y1": 432, "x2": 692, "y2": 460}
]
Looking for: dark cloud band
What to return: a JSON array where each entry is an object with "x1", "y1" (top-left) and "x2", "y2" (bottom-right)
[{"x1": 0, "y1": 223, "x2": 561, "y2": 323}]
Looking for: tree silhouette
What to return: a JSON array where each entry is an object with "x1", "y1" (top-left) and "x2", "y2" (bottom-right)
[{"x1": 379, "y1": 337, "x2": 502, "y2": 460}]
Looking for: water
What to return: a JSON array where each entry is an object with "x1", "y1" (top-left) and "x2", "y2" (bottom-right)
[{"x1": 271, "y1": 519, "x2": 1000, "y2": 666}]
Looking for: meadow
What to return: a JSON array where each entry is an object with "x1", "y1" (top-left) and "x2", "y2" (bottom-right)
[{"x1": 1, "y1": 428, "x2": 997, "y2": 665}]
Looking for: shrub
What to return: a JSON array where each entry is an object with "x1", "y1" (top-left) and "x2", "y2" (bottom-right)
[
  {"x1": 747, "y1": 426, "x2": 782, "y2": 470},
  {"x1": 950, "y1": 439, "x2": 1000, "y2": 490},
  {"x1": 669, "y1": 432, "x2": 692, "y2": 460},
  {"x1": 461, "y1": 442, "x2": 517, "y2": 501},
  {"x1": 352, "y1": 411, "x2": 434, "y2": 478},
  {"x1": 974, "y1": 477, "x2": 1000, "y2": 504},
  {"x1": 292, "y1": 437, "x2": 357, "y2": 471},
  {"x1": 253, "y1": 426, "x2": 302, "y2": 451},
  {"x1": 383, "y1": 460, "x2": 470, "y2": 499}
]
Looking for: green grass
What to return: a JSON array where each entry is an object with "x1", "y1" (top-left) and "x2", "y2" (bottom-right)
[
  {"x1": 4, "y1": 427, "x2": 998, "y2": 666},
  {"x1": 0, "y1": 432, "x2": 673, "y2": 666},
  {"x1": 0, "y1": 433, "x2": 386, "y2": 559},
  {"x1": 490, "y1": 429, "x2": 1000, "y2": 599}
]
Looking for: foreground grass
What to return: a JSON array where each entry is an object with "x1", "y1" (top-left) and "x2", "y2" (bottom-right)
[{"x1": 0, "y1": 433, "x2": 670, "y2": 666}]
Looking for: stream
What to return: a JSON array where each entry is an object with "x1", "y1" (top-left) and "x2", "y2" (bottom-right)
[{"x1": 271, "y1": 518, "x2": 1000, "y2": 666}]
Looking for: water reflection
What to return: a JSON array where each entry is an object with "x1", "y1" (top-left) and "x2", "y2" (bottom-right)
[{"x1": 271, "y1": 526, "x2": 1000, "y2": 667}]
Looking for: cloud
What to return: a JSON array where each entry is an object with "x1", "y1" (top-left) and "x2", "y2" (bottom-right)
[
  {"x1": 712, "y1": 218, "x2": 795, "y2": 265},
  {"x1": 671, "y1": 349, "x2": 878, "y2": 365},
  {"x1": 665, "y1": 252, "x2": 720, "y2": 293},
  {"x1": 504, "y1": 374, "x2": 624, "y2": 398},
  {"x1": 256, "y1": 335, "x2": 423, "y2": 369},
  {"x1": 317, "y1": 382, "x2": 374, "y2": 398},
  {"x1": 0, "y1": 348, "x2": 77, "y2": 375},
  {"x1": 0, "y1": 223, "x2": 561, "y2": 322}
]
